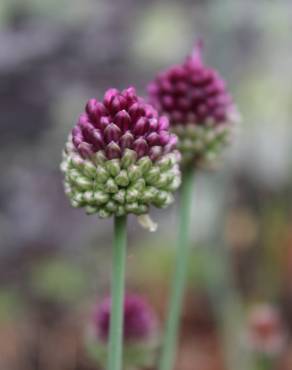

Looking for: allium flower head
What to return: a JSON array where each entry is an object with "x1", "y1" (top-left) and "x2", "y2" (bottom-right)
[
  {"x1": 148, "y1": 41, "x2": 240, "y2": 166},
  {"x1": 94, "y1": 294, "x2": 157, "y2": 342},
  {"x1": 246, "y1": 304, "x2": 286, "y2": 356},
  {"x1": 61, "y1": 87, "x2": 181, "y2": 221},
  {"x1": 87, "y1": 294, "x2": 159, "y2": 368}
]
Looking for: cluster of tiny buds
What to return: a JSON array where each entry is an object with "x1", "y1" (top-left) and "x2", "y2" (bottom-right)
[
  {"x1": 93, "y1": 294, "x2": 158, "y2": 342},
  {"x1": 148, "y1": 41, "x2": 240, "y2": 165},
  {"x1": 72, "y1": 87, "x2": 177, "y2": 161},
  {"x1": 246, "y1": 304, "x2": 286, "y2": 356},
  {"x1": 61, "y1": 87, "x2": 181, "y2": 220},
  {"x1": 86, "y1": 294, "x2": 159, "y2": 368}
]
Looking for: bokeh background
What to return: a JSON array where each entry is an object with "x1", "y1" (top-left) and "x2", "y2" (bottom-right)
[{"x1": 1, "y1": 0, "x2": 292, "y2": 369}]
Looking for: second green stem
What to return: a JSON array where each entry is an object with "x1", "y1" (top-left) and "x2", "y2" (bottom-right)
[
  {"x1": 107, "y1": 215, "x2": 127, "y2": 370},
  {"x1": 159, "y1": 168, "x2": 195, "y2": 370}
]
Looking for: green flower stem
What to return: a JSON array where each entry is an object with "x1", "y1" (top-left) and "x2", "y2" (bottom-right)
[
  {"x1": 107, "y1": 215, "x2": 127, "y2": 370},
  {"x1": 159, "y1": 167, "x2": 195, "y2": 370},
  {"x1": 256, "y1": 354, "x2": 274, "y2": 370}
]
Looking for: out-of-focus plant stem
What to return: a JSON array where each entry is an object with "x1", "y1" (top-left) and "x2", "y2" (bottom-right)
[
  {"x1": 159, "y1": 167, "x2": 195, "y2": 370},
  {"x1": 107, "y1": 215, "x2": 127, "y2": 370},
  {"x1": 203, "y1": 169, "x2": 255, "y2": 370}
]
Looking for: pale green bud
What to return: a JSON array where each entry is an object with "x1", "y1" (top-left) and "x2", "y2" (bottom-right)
[
  {"x1": 106, "y1": 159, "x2": 121, "y2": 177},
  {"x1": 94, "y1": 150, "x2": 107, "y2": 165},
  {"x1": 83, "y1": 191, "x2": 95, "y2": 204},
  {"x1": 96, "y1": 166, "x2": 109, "y2": 183},
  {"x1": 126, "y1": 188, "x2": 139, "y2": 202},
  {"x1": 75, "y1": 176, "x2": 92, "y2": 190},
  {"x1": 121, "y1": 149, "x2": 137, "y2": 168},
  {"x1": 137, "y1": 157, "x2": 152, "y2": 173},
  {"x1": 132, "y1": 178, "x2": 145, "y2": 192},
  {"x1": 71, "y1": 155, "x2": 84, "y2": 169},
  {"x1": 128, "y1": 165, "x2": 143, "y2": 182},
  {"x1": 83, "y1": 160, "x2": 97, "y2": 177},
  {"x1": 86, "y1": 205, "x2": 99, "y2": 214},
  {"x1": 94, "y1": 191, "x2": 109, "y2": 205},
  {"x1": 98, "y1": 208, "x2": 111, "y2": 218},
  {"x1": 145, "y1": 167, "x2": 160, "y2": 184},
  {"x1": 113, "y1": 189, "x2": 126, "y2": 204},
  {"x1": 104, "y1": 178, "x2": 119, "y2": 193},
  {"x1": 115, "y1": 170, "x2": 129, "y2": 187},
  {"x1": 68, "y1": 169, "x2": 80, "y2": 183},
  {"x1": 105, "y1": 201, "x2": 118, "y2": 213},
  {"x1": 125, "y1": 202, "x2": 139, "y2": 213},
  {"x1": 157, "y1": 157, "x2": 171, "y2": 171}
]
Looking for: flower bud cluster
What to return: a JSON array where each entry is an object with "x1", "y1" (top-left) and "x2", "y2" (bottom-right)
[
  {"x1": 61, "y1": 87, "x2": 181, "y2": 218},
  {"x1": 148, "y1": 43, "x2": 240, "y2": 165}
]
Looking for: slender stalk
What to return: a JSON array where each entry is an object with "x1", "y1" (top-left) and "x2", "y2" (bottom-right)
[
  {"x1": 107, "y1": 215, "x2": 127, "y2": 370},
  {"x1": 257, "y1": 354, "x2": 274, "y2": 370},
  {"x1": 159, "y1": 167, "x2": 195, "y2": 370}
]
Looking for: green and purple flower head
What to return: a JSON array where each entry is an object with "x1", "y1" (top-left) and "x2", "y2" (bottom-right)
[
  {"x1": 61, "y1": 87, "x2": 181, "y2": 224},
  {"x1": 87, "y1": 294, "x2": 159, "y2": 368},
  {"x1": 148, "y1": 42, "x2": 240, "y2": 166}
]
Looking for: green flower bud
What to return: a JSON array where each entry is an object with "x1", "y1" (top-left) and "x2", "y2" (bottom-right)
[
  {"x1": 98, "y1": 209, "x2": 111, "y2": 218},
  {"x1": 115, "y1": 170, "x2": 129, "y2": 187},
  {"x1": 83, "y1": 191, "x2": 95, "y2": 204},
  {"x1": 94, "y1": 191, "x2": 109, "y2": 205},
  {"x1": 96, "y1": 166, "x2": 109, "y2": 183},
  {"x1": 61, "y1": 134, "x2": 181, "y2": 220},
  {"x1": 86, "y1": 205, "x2": 99, "y2": 214},
  {"x1": 75, "y1": 176, "x2": 92, "y2": 190},
  {"x1": 106, "y1": 159, "x2": 121, "y2": 177},
  {"x1": 145, "y1": 167, "x2": 160, "y2": 185},
  {"x1": 94, "y1": 151, "x2": 107, "y2": 165},
  {"x1": 121, "y1": 149, "x2": 137, "y2": 169},
  {"x1": 104, "y1": 178, "x2": 119, "y2": 193},
  {"x1": 83, "y1": 160, "x2": 97, "y2": 178},
  {"x1": 126, "y1": 188, "x2": 139, "y2": 203},
  {"x1": 137, "y1": 157, "x2": 152, "y2": 173},
  {"x1": 113, "y1": 189, "x2": 126, "y2": 204},
  {"x1": 105, "y1": 201, "x2": 118, "y2": 213},
  {"x1": 132, "y1": 178, "x2": 145, "y2": 192},
  {"x1": 128, "y1": 165, "x2": 143, "y2": 182}
]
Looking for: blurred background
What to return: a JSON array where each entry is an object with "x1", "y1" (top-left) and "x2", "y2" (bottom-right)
[{"x1": 1, "y1": 0, "x2": 292, "y2": 369}]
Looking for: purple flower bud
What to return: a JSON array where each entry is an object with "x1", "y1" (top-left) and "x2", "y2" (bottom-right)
[
  {"x1": 122, "y1": 86, "x2": 137, "y2": 105},
  {"x1": 99, "y1": 116, "x2": 110, "y2": 131},
  {"x1": 146, "y1": 132, "x2": 160, "y2": 146},
  {"x1": 149, "y1": 146, "x2": 162, "y2": 161},
  {"x1": 133, "y1": 138, "x2": 148, "y2": 158},
  {"x1": 158, "y1": 116, "x2": 169, "y2": 130},
  {"x1": 114, "y1": 110, "x2": 131, "y2": 131},
  {"x1": 106, "y1": 141, "x2": 121, "y2": 159},
  {"x1": 90, "y1": 129, "x2": 104, "y2": 150},
  {"x1": 85, "y1": 98, "x2": 97, "y2": 117},
  {"x1": 93, "y1": 294, "x2": 157, "y2": 343},
  {"x1": 149, "y1": 118, "x2": 158, "y2": 131},
  {"x1": 71, "y1": 87, "x2": 178, "y2": 161},
  {"x1": 110, "y1": 96, "x2": 122, "y2": 113},
  {"x1": 148, "y1": 41, "x2": 237, "y2": 127},
  {"x1": 164, "y1": 135, "x2": 178, "y2": 153},
  {"x1": 159, "y1": 131, "x2": 170, "y2": 145},
  {"x1": 103, "y1": 88, "x2": 119, "y2": 107},
  {"x1": 72, "y1": 134, "x2": 82, "y2": 148},
  {"x1": 133, "y1": 117, "x2": 149, "y2": 135},
  {"x1": 119, "y1": 131, "x2": 134, "y2": 151},
  {"x1": 78, "y1": 142, "x2": 94, "y2": 158},
  {"x1": 104, "y1": 123, "x2": 122, "y2": 143},
  {"x1": 129, "y1": 103, "x2": 145, "y2": 122}
]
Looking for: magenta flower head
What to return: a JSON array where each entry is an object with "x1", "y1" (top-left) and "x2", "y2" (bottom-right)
[
  {"x1": 61, "y1": 87, "x2": 181, "y2": 228},
  {"x1": 87, "y1": 294, "x2": 159, "y2": 368},
  {"x1": 245, "y1": 304, "x2": 286, "y2": 356},
  {"x1": 148, "y1": 41, "x2": 240, "y2": 166}
]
